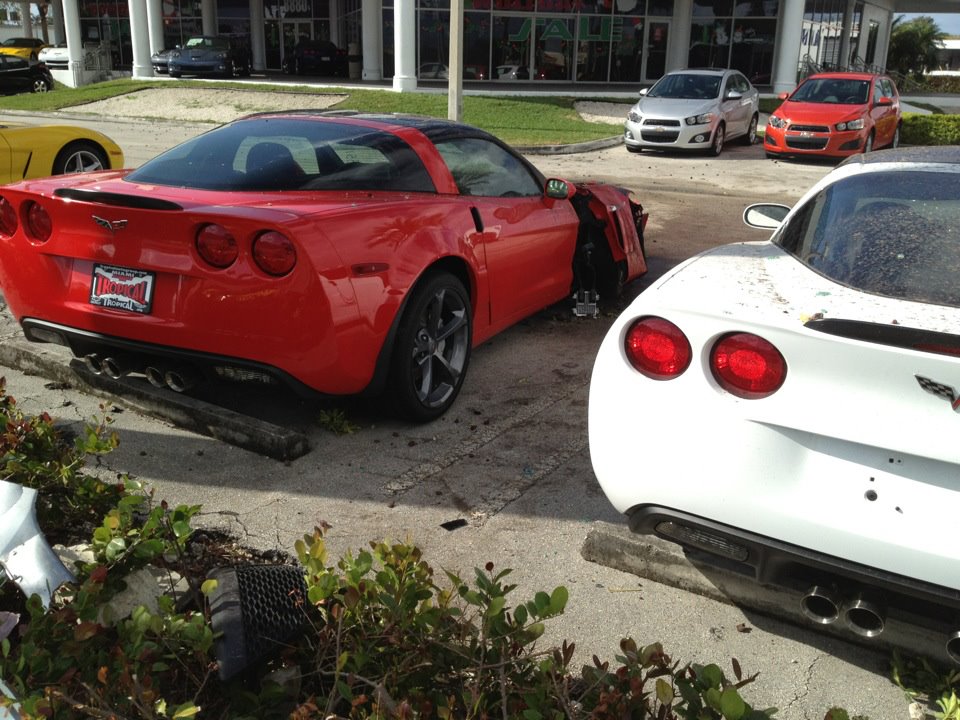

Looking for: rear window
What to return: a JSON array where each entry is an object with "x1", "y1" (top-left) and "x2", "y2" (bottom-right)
[
  {"x1": 775, "y1": 169, "x2": 960, "y2": 307},
  {"x1": 125, "y1": 117, "x2": 436, "y2": 193}
]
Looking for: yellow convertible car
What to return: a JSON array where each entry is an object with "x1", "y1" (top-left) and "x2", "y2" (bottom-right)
[
  {"x1": 0, "y1": 37, "x2": 47, "y2": 61},
  {"x1": 0, "y1": 124, "x2": 124, "y2": 184}
]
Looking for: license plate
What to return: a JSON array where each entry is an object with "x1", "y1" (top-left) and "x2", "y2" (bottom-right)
[
  {"x1": 89, "y1": 264, "x2": 155, "y2": 314},
  {"x1": 320, "y1": 56, "x2": 331, "y2": 61}
]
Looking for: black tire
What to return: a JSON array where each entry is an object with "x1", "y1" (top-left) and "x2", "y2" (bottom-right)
[
  {"x1": 592, "y1": 231, "x2": 627, "y2": 302},
  {"x1": 169, "y1": 70, "x2": 181, "y2": 78},
  {"x1": 709, "y1": 122, "x2": 725, "y2": 156},
  {"x1": 53, "y1": 141, "x2": 108, "y2": 174},
  {"x1": 742, "y1": 113, "x2": 758, "y2": 145},
  {"x1": 626, "y1": 144, "x2": 642, "y2": 154},
  {"x1": 862, "y1": 130, "x2": 875, "y2": 154},
  {"x1": 890, "y1": 124, "x2": 901, "y2": 149},
  {"x1": 389, "y1": 272, "x2": 472, "y2": 422},
  {"x1": 31, "y1": 77, "x2": 50, "y2": 93}
]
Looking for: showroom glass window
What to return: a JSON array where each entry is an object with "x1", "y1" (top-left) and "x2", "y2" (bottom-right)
[
  {"x1": 688, "y1": 0, "x2": 776, "y2": 85},
  {"x1": 79, "y1": 0, "x2": 132, "y2": 69},
  {"x1": 159, "y1": 0, "x2": 202, "y2": 50}
]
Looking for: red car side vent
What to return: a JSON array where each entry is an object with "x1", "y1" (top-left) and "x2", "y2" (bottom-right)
[{"x1": 54, "y1": 188, "x2": 183, "y2": 211}]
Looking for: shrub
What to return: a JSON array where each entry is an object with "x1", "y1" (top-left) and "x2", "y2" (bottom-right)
[{"x1": 902, "y1": 112, "x2": 960, "y2": 145}]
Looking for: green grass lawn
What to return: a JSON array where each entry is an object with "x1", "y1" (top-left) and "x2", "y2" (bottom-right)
[{"x1": 0, "y1": 79, "x2": 631, "y2": 146}]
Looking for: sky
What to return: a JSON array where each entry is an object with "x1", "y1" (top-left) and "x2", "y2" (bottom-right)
[{"x1": 897, "y1": 12, "x2": 960, "y2": 35}]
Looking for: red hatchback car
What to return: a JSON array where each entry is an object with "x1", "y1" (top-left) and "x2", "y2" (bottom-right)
[
  {"x1": 764, "y1": 72, "x2": 901, "y2": 159},
  {"x1": 0, "y1": 112, "x2": 647, "y2": 421}
]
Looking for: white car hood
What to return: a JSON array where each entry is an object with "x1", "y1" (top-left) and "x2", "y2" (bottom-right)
[{"x1": 634, "y1": 96, "x2": 715, "y2": 119}]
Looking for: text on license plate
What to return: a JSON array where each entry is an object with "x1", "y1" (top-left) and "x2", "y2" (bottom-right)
[{"x1": 89, "y1": 264, "x2": 155, "y2": 314}]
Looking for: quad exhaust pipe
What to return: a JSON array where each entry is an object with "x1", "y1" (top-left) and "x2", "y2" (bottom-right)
[
  {"x1": 101, "y1": 356, "x2": 130, "y2": 379},
  {"x1": 83, "y1": 353, "x2": 103, "y2": 375},
  {"x1": 800, "y1": 586, "x2": 885, "y2": 637}
]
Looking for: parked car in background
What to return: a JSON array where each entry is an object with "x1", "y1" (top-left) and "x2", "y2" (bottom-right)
[
  {"x1": 282, "y1": 39, "x2": 347, "y2": 76},
  {"x1": 0, "y1": 112, "x2": 647, "y2": 421},
  {"x1": 167, "y1": 36, "x2": 250, "y2": 78},
  {"x1": 623, "y1": 68, "x2": 760, "y2": 156},
  {"x1": 0, "y1": 56, "x2": 53, "y2": 94},
  {"x1": 496, "y1": 64, "x2": 530, "y2": 80},
  {"x1": 0, "y1": 123, "x2": 123, "y2": 183},
  {"x1": 0, "y1": 37, "x2": 47, "y2": 61},
  {"x1": 151, "y1": 47, "x2": 176, "y2": 74},
  {"x1": 418, "y1": 62, "x2": 448, "y2": 80},
  {"x1": 764, "y1": 71, "x2": 901, "y2": 159},
  {"x1": 37, "y1": 42, "x2": 68, "y2": 70},
  {"x1": 590, "y1": 146, "x2": 960, "y2": 665}
]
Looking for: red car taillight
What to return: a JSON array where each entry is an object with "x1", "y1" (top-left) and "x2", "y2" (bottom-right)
[
  {"x1": 253, "y1": 231, "x2": 296, "y2": 276},
  {"x1": 0, "y1": 196, "x2": 17, "y2": 236},
  {"x1": 24, "y1": 201, "x2": 52, "y2": 243},
  {"x1": 196, "y1": 223, "x2": 238, "y2": 268},
  {"x1": 710, "y1": 332, "x2": 786, "y2": 399},
  {"x1": 624, "y1": 316, "x2": 691, "y2": 380}
]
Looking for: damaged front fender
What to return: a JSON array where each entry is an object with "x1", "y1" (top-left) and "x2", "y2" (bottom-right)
[{"x1": 0, "y1": 480, "x2": 76, "y2": 609}]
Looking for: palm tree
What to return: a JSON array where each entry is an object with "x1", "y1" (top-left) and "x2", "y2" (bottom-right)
[{"x1": 887, "y1": 15, "x2": 948, "y2": 79}]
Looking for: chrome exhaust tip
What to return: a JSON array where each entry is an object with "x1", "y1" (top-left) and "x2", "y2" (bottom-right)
[
  {"x1": 844, "y1": 593, "x2": 885, "y2": 638},
  {"x1": 101, "y1": 356, "x2": 129, "y2": 379},
  {"x1": 144, "y1": 366, "x2": 166, "y2": 389},
  {"x1": 946, "y1": 631, "x2": 960, "y2": 665},
  {"x1": 83, "y1": 353, "x2": 103, "y2": 375},
  {"x1": 800, "y1": 585, "x2": 842, "y2": 625},
  {"x1": 164, "y1": 367, "x2": 197, "y2": 393}
]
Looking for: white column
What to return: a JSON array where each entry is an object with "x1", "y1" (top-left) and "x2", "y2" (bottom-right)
[
  {"x1": 249, "y1": 0, "x2": 265, "y2": 71},
  {"x1": 128, "y1": 0, "x2": 152, "y2": 78},
  {"x1": 448, "y1": 0, "x2": 462, "y2": 119},
  {"x1": 63, "y1": 0, "x2": 85, "y2": 87},
  {"x1": 19, "y1": 1, "x2": 33, "y2": 37},
  {"x1": 667, "y1": 0, "x2": 692, "y2": 74},
  {"x1": 361, "y1": 0, "x2": 381, "y2": 80},
  {"x1": 202, "y1": 0, "x2": 216, "y2": 36},
  {"x1": 329, "y1": 0, "x2": 340, "y2": 46},
  {"x1": 51, "y1": 0, "x2": 66, "y2": 44},
  {"x1": 772, "y1": 0, "x2": 804, "y2": 94},
  {"x1": 146, "y1": 0, "x2": 164, "y2": 54},
  {"x1": 839, "y1": 0, "x2": 855, "y2": 68},
  {"x1": 392, "y1": 0, "x2": 415, "y2": 90}
]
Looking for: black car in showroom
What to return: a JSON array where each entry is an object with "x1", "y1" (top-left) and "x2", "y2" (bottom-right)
[
  {"x1": 0, "y1": 55, "x2": 53, "y2": 94},
  {"x1": 282, "y1": 39, "x2": 347, "y2": 77},
  {"x1": 168, "y1": 36, "x2": 250, "y2": 78}
]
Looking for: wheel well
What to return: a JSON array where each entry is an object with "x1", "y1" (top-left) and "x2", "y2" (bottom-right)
[
  {"x1": 54, "y1": 140, "x2": 109, "y2": 173},
  {"x1": 363, "y1": 256, "x2": 474, "y2": 398}
]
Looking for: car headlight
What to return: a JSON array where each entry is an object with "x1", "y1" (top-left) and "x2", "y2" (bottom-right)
[
  {"x1": 170, "y1": 50, "x2": 180, "y2": 58},
  {"x1": 628, "y1": 110, "x2": 642, "y2": 123},
  {"x1": 685, "y1": 113, "x2": 714, "y2": 126},
  {"x1": 835, "y1": 118, "x2": 865, "y2": 131},
  {"x1": 767, "y1": 115, "x2": 787, "y2": 129},
  {"x1": 215, "y1": 52, "x2": 228, "y2": 60}
]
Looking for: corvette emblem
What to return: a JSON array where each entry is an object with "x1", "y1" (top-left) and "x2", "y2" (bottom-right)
[
  {"x1": 92, "y1": 216, "x2": 128, "y2": 234},
  {"x1": 915, "y1": 375, "x2": 960, "y2": 413}
]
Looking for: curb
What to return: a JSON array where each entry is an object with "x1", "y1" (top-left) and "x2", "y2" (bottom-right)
[
  {"x1": 518, "y1": 135, "x2": 624, "y2": 155},
  {"x1": 0, "y1": 339, "x2": 310, "y2": 461}
]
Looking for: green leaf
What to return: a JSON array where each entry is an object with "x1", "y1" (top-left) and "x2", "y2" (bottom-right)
[
  {"x1": 655, "y1": 678, "x2": 674, "y2": 705},
  {"x1": 200, "y1": 579, "x2": 219, "y2": 596},
  {"x1": 720, "y1": 687, "x2": 746, "y2": 720},
  {"x1": 172, "y1": 520, "x2": 192, "y2": 539},
  {"x1": 702, "y1": 663, "x2": 724, "y2": 689},
  {"x1": 549, "y1": 586, "x2": 568, "y2": 614},
  {"x1": 105, "y1": 537, "x2": 126, "y2": 561},
  {"x1": 337, "y1": 680, "x2": 353, "y2": 701},
  {"x1": 172, "y1": 703, "x2": 201, "y2": 718},
  {"x1": 514, "y1": 604, "x2": 528, "y2": 625},
  {"x1": 486, "y1": 596, "x2": 506, "y2": 617}
]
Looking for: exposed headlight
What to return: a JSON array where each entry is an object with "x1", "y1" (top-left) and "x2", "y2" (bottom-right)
[
  {"x1": 170, "y1": 50, "x2": 181, "y2": 58},
  {"x1": 628, "y1": 110, "x2": 642, "y2": 123},
  {"x1": 767, "y1": 115, "x2": 787, "y2": 129},
  {"x1": 215, "y1": 52, "x2": 228, "y2": 60},
  {"x1": 685, "y1": 113, "x2": 714, "y2": 126},
  {"x1": 836, "y1": 118, "x2": 865, "y2": 131}
]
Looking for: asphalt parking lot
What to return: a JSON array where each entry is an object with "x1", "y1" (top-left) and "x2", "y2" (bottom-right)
[{"x1": 0, "y1": 96, "x2": 926, "y2": 719}]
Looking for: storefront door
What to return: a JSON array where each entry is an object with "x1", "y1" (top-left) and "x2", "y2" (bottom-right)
[{"x1": 283, "y1": 20, "x2": 313, "y2": 69}]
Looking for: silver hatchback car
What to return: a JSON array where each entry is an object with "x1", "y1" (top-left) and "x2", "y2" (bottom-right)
[{"x1": 623, "y1": 68, "x2": 760, "y2": 156}]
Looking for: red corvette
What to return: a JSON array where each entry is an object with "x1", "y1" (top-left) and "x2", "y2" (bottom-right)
[
  {"x1": 0, "y1": 112, "x2": 647, "y2": 420},
  {"x1": 764, "y1": 71, "x2": 902, "y2": 159}
]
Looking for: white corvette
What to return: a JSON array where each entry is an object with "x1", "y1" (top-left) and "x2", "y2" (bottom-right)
[{"x1": 589, "y1": 146, "x2": 960, "y2": 664}]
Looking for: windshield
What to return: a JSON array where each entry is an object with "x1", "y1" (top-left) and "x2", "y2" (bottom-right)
[
  {"x1": 126, "y1": 117, "x2": 436, "y2": 193},
  {"x1": 790, "y1": 78, "x2": 870, "y2": 104},
  {"x1": 184, "y1": 37, "x2": 227, "y2": 49},
  {"x1": 647, "y1": 73, "x2": 721, "y2": 100},
  {"x1": 775, "y1": 169, "x2": 960, "y2": 307}
]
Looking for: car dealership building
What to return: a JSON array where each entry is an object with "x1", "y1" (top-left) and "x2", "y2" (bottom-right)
[{"x1": 13, "y1": 0, "x2": 957, "y2": 93}]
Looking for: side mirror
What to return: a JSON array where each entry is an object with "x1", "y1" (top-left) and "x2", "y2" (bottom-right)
[
  {"x1": 743, "y1": 202, "x2": 790, "y2": 229},
  {"x1": 777, "y1": 91, "x2": 789, "y2": 100},
  {"x1": 875, "y1": 95, "x2": 892, "y2": 106},
  {"x1": 545, "y1": 178, "x2": 576, "y2": 200},
  {"x1": 639, "y1": 87, "x2": 649, "y2": 96},
  {"x1": 725, "y1": 90, "x2": 742, "y2": 100}
]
